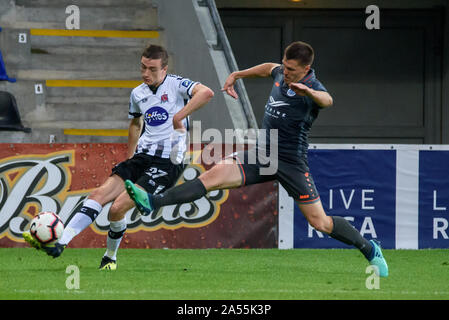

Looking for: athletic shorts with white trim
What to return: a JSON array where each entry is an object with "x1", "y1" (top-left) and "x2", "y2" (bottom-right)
[
  {"x1": 228, "y1": 148, "x2": 320, "y2": 204},
  {"x1": 112, "y1": 153, "x2": 184, "y2": 195}
]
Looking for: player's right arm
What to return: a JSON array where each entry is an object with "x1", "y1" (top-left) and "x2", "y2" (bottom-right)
[
  {"x1": 127, "y1": 117, "x2": 142, "y2": 159},
  {"x1": 127, "y1": 89, "x2": 143, "y2": 159},
  {"x1": 222, "y1": 63, "x2": 280, "y2": 99}
]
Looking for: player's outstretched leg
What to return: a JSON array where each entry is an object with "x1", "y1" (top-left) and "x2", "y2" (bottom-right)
[
  {"x1": 35, "y1": 176, "x2": 122, "y2": 258},
  {"x1": 298, "y1": 201, "x2": 388, "y2": 277},
  {"x1": 126, "y1": 177, "x2": 209, "y2": 216},
  {"x1": 99, "y1": 218, "x2": 126, "y2": 271},
  {"x1": 368, "y1": 239, "x2": 388, "y2": 277},
  {"x1": 23, "y1": 231, "x2": 67, "y2": 258},
  {"x1": 98, "y1": 190, "x2": 136, "y2": 270},
  {"x1": 23, "y1": 199, "x2": 103, "y2": 258},
  {"x1": 330, "y1": 215, "x2": 388, "y2": 277},
  {"x1": 54, "y1": 199, "x2": 102, "y2": 258},
  {"x1": 125, "y1": 180, "x2": 154, "y2": 215}
]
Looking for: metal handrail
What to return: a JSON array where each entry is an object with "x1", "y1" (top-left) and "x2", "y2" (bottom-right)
[{"x1": 203, "y1": 0, "x2": 258, "y2": 129}]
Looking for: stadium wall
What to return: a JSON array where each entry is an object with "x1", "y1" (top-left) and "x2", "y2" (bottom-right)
[
  {"x1": 0, "y1": 143, "x2": 277, "y2": 249},
  {"x1": 1, "y1": 143, "x2": 448, "y2": 249}
]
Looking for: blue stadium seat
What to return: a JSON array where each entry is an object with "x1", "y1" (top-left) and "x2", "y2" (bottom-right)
[{"x1": 0, "y1": 27, "x2": 16, "y2": 83}]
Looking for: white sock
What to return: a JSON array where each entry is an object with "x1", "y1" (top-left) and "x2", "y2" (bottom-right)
[
  {"x1": 104, "y1": 218, "x2": 127, "y2": 260},
  {"x1": 83, "y1": 199, "x2": 103, "y2": 215},
  {"x1": 59, "y1": 199, "x2": 103, "y2": 246},
  {"x1": 59, "y1": 213, "x2": 92, "y2": 245}
]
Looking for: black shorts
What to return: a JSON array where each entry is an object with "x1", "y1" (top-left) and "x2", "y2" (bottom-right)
[
  {"x1": 230, "y1": 148, "x2": 320, "y2": 204},
  {"x1": 111, "y1": 153, "x2": 184, "y2": 195}
]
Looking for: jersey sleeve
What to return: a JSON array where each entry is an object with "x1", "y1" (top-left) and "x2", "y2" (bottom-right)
[
  {"x1": 312, "y1": 79, "x2": 327, "y2": 92},
  {"x1": 311, "y1": 80, "x2": 329, "y2": 110},
  {"x1": 175, "y1": 77, "x2": 200, "y2": 99},
  {"x1": 128, "y1": 91, "x2": 141, "y2": 119},
  {"x1": 271, "y1": 65, "x2": 283, "y2": 79}
]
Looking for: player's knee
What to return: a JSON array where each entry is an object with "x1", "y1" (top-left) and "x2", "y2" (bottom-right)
[
  {"x1": 88, "y1": 186, "x2": 107, "y2": 204},
  {"x1": 108, "y1": 202, "x2": 126, "y2": 222},
  {"x1": 199, "y1": 166, "x2": 223, "y2": 189},
  {"x1": 200, "y1": 160, "x2": 241, "y2": 190}
]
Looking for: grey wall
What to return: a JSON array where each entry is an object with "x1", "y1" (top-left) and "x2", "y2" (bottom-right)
[
  {"x1": 443, "y1": 3, "x2": 449, "y2": 144},
  {"x1": 220, "y1": 8, "x2": 445, "y2": 144}
]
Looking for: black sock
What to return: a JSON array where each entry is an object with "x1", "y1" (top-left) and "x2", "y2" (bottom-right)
[
  {"x1": 329, "y1": 216, "x2": 373, "y2": 260},
  {"x1": 152, "y1": 178, "x2": 207, "y2": 209}
]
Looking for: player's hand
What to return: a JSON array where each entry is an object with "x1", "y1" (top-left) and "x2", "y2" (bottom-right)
[
  {"x1": 221, "y1": 73, "x2": 239, "y2": 99},
  {"x1": 173, "y1": 114, "x2": 186, "y2": 132},
  {"x1": 289, "y1": 82, "x2": 311, "y2": 97}
]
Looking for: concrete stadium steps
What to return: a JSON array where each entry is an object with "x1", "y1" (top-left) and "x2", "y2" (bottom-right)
[
  {"x1": 32, "y1": 120, "x2": 128, "y2": 130},
  {"x1": 44, "y1": 86, "x2": 133, "y2": 98},
  {"x1": 29, "y1": 53, "x2": 141, "y2": 72},
  {"x1": 25, "y1": 30, "x2": 164, "y2": 79},
  {"x1": 0, "y1": 127, "x2": 128, "y2": 143},
  {"x1": 40, "y1": 85, "x2": 135, "y2": 127},
  {"x1": 17, "y1": 69, "x2": 140, "y2": 81},
  {"x1": 42, "y1": 103, "x2": 129, "y2": 121},
  {"x1": 0, "y1": 80, "x2": 40, "y2": 124},
  {"x1": 46, "y1": 95, "x2": 129, "y2": 105},
  {"x1": 0, "y1": 0, "x2": 180, "y2": 143},
  {"x1": 8, "y1": 2, "x2": 159, "y2": 30},
  {"x1": 15, "y1": 0, "x2": 154, "y2": 7},
  {"x1": 30, "y1": 44, "x2": 144, "y2": 56},
  {"x1": 2, "y1": 81, "x2": 132, "y2": 127},
  {"x1": 29, "y1": 32, "x2": 162, "y2": 52}
]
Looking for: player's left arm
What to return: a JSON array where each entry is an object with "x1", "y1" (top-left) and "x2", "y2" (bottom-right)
[
  {"x1": 289, "y1": 82, "x2": 333, "y2": 108},
  {"x1": 173, "y1": 84, "x2": 214, "y2": 130}
]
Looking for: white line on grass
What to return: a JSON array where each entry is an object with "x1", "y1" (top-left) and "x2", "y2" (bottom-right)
[{"x1": 10, "y1": 288, "x2": 449, "y2": 297}]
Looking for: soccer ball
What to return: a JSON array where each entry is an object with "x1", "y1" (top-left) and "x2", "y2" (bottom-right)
[{"x1": 29, "y1": 211, "x2": 64, "y2": 245}]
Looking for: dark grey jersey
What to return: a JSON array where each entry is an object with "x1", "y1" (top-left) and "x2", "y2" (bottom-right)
[{"x1": 261, "y1": 66, "x2": 327, "y2": 163}]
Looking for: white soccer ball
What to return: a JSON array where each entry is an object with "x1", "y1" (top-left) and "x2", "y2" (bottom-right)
[{"x1": 29, "y1": 211, "x2": 64, "y2": 245}]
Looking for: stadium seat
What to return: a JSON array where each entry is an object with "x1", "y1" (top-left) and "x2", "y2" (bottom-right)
[
  {"x1": 0, "y1": 91, "x2": 31, "y2": 132},
  {"x1": 0, "y1": 27, "x2": 16, "y2": 83}
]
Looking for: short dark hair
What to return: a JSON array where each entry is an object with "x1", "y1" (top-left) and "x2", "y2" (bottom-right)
[
  {"x1": 284, "y1": 41, "x2": 314, "y2": 66},
  {"x1": 142, "y1": 44, "x2": 168, "y2": 68}
]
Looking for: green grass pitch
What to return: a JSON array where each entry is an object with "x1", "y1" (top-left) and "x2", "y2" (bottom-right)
[{"x1": 0, "y1": 248, "x2": 448, "y2": 300}]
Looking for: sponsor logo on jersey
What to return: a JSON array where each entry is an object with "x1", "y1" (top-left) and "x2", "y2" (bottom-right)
[
  {"x1": 265, "y1": 105, "x2": 287, "y2": 119},
  {"x1": 267, "y1": 96, "x2": 289, "y2": 108},
  {"x1": 144, "y1": 106, "x2": 169, "y2": 126}
]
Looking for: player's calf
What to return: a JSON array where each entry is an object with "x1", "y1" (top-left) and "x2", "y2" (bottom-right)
[{"x1": 102, "y1": 218, "x2": 127, "y2": 265}]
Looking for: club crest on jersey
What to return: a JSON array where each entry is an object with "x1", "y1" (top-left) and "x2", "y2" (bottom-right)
[
  {"x1": 161, "y1": 93, "x2": 168, "y2": 103},
  {"x1": 287, "y1": 89, "x2": 296, "y2": 97},
  {"x1": 144, "y1": 106, "x2": 169, "y2": 126}
]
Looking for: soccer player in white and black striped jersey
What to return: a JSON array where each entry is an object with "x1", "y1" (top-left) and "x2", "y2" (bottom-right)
[{"x1": 23, "y1": 44, "x2": 214, "y2": 269}]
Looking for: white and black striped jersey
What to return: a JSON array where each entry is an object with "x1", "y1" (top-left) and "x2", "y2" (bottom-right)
[{"x1": 128, "y1": 74, "x2": 199, "y2": 163}]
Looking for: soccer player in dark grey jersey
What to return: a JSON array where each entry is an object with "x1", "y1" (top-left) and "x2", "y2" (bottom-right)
[{"x1": 126, "y1": 41, "x2": 388, "y2": 277}]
